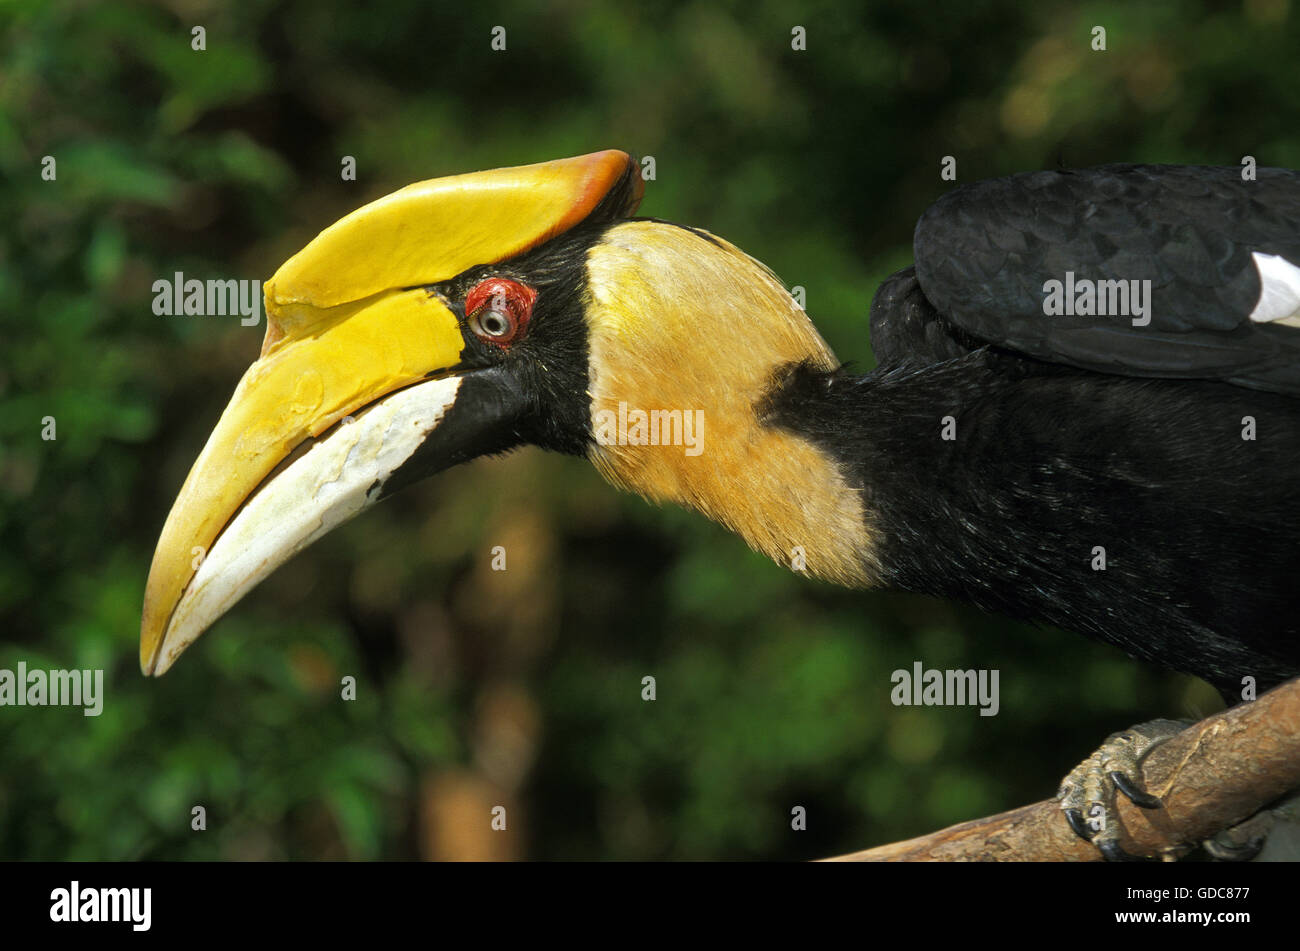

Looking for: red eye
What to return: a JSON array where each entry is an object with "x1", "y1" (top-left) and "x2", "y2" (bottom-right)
[{"x1": 465, "y1": 277, "x2": 536, "y2": 347}]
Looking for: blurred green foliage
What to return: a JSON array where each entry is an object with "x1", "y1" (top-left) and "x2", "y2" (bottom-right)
[{"x1": 2, "y1": 0, "x2": 1294, "y2": 860}]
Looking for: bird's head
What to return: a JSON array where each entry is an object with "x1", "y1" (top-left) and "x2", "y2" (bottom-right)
[{"x1": 141, "y1": 150, "x2": 872, "y2": 675}]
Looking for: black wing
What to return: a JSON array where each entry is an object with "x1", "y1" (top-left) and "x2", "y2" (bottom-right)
[
  {"x1": 909, "y1": 164, "x2": 1300, "y2": 394},
  {"x1": 868, "y1": 267, "x2": 983, "y2": 367}
]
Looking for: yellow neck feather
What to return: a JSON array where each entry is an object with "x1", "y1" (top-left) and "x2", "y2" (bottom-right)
[{"x1": 582, "y1": 221, "x2": 877, "y2": 587}]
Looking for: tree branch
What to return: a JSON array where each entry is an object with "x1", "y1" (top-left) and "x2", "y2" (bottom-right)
[{"x1": 823, "y1": 677, "x2": 1300, "y2": 862}]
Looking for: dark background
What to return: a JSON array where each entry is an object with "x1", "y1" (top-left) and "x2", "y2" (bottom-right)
[{"x1": 3, "y1": 0, "x2": 1296, "y2": 860}]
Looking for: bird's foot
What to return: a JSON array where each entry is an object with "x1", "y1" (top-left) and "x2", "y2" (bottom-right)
[{"x1": 1057, "y1": 718, "x2": 1190, "y2": 861}]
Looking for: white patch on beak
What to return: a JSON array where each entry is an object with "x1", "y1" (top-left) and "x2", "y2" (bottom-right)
[{"x1": 154, "y1": 375, "x2": 462, "y2": 674}]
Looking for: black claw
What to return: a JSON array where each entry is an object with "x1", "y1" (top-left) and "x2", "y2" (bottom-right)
[
  {"x1": 1065, "y1": 807, "x2": 1094, "y2": 841},
  {"x1": 1110, "y1": 771, "x2": 1161, "y2": 809},
  {"x1": 1097, "y1": 839, "x2": 1155, "y2": 862},
  {"x1": 1203, "y1": 835, "x2": 1266, "y2": 863}
]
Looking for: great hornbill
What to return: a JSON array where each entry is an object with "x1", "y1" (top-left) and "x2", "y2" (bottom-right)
[{"x1": 141, "y1": 150, "x2": 1300, "y2": 859}]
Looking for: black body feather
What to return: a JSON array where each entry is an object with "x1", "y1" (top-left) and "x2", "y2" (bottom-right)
[
  {"x1": 775, "y1": 264, "x2": 1300, "y2": 701},
  {"x1": 777, "y1": 165, "x2": 1300, "y2": 699}
]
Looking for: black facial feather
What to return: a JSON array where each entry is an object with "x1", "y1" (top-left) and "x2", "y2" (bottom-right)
[
  {"x1": 380, "y1": 222, "x2": 613, "y2": 498},
  {"x1": 430, "y1": 220, "x2": 623, "y2": 457}
]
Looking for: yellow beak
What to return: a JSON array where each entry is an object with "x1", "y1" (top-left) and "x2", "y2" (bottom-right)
[{"x1": 141, "y1": 150, "x2": 638, "y2": 675}]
